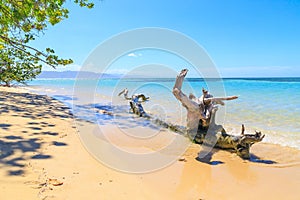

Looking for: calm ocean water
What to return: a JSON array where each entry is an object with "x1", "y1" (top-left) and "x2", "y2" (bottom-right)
[{"x1": 28, "y1": 77, "x2": 300, "y2": 150}]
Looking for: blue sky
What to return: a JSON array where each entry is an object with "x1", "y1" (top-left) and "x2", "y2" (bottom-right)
[{"x1": 31, "y1": 0, "x2": 300, "y2": 77}]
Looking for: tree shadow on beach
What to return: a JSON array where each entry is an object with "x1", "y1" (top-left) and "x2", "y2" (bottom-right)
[
  {"x1": 0, "y1": 137, "x2": 49, "y2": 175},
  {"x1": 0, "y1": 90, "x2": 74, "y2": 176},
  {"x1": 0, "y1": 91, "x2": 73, "y2": 119}
]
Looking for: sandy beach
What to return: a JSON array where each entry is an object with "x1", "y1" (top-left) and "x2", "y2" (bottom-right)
[{"x1": 1, "y1": 86, "x2": 300, "y2": 200}]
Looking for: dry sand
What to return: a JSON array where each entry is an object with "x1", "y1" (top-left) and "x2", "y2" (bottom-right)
[{"x1": 0, "y1": 86, "x2": 299, "y2": 200}]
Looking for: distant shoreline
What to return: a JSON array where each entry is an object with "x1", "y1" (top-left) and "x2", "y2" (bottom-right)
[{"x1": 37, "y1": 71, "x2": 300, "y2": 80}]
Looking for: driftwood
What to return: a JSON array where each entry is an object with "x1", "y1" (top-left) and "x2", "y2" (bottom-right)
[
  {"x1": 119, "y1": 88, "x2": 149, "y2": 101},
  {"x1": 128, "y1": 69, "x2": 264, "y2": 159},
  {"x1": 172, "y1": 69, "x2": 265, "y2": 159},
  {"x1": 129, "y1": 97, "x2": 186, "y2": 133},
  {"x1": 118, "y1": 88, "x2": 131, "y2": 100}
]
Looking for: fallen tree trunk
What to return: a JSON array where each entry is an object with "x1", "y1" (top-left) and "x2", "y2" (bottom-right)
[
  {"x1": 172, "y1": 69, "x2": 264, "y2": 159},
  {"x1": 129, "y1": 97, "x2": 264, "y2": 159},
  {"x1": 129, "y1": 99, "x2": 185, "y2": 133},
  {"x1": 128, "y1": 69, "x2": 265, "y2": 159}
]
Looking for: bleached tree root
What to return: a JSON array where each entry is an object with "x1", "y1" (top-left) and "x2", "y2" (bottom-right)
[{"x1": 194, "y1": 123, "x2": 264, "y2": 159}]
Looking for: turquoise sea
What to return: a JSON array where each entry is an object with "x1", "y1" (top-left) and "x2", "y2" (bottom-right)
[{"x1": 28, "y1": 77, "x2": 300, "y2": 150}]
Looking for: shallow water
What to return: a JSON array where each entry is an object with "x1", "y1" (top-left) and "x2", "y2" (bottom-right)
[{"x1": 29, "y1": 77, "x2": 300, "y2": 149}]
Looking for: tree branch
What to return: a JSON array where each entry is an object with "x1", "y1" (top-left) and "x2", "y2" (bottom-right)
[{"x1": 0, "y1": 34, "x2": 57, "y2": 69}]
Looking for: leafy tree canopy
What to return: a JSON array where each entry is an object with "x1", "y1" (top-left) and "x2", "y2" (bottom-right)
[{"x1": 0, "y1": 0, "x2": 94, "y2": 86}]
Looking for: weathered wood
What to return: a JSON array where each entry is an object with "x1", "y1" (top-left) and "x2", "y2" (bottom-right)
[
  {"x1": 128, "y1": 96, "x2": 263, "y2": 158},
  {"x1": 128, "y1": 97, "x2": 186, "y2": 133},
  {"x1": 118, "y1": 88, "x2": 131, "y2": 100},
  {"x1": 119, "y1": 88, "x2": 150, "y2": 101},
  {"x1": 124, "y1": 70, "x2": 264, "y2": 159},
  {"x1": 172, "y1": 69, "x2": 265, "y2": 159}
]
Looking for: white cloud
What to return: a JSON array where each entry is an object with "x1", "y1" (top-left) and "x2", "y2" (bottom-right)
[
  {"x1": 127, "y1": 52, "x2": 142, "y2": 57},
  {"x1": 127, "y1": 53, "x2": 137, "y2": 57}
]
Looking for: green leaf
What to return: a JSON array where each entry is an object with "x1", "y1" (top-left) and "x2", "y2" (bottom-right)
[{"x1": 0, "y1": 0, "x2": 94, "y2": 86}]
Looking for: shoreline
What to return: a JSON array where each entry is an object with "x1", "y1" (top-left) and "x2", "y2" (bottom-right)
[
  {"x1": 1, "y1": 86, "x2": 300, "y2": 199},
  {"x1": 28, "y1": 78, "x2": 300, "y2": 151}
]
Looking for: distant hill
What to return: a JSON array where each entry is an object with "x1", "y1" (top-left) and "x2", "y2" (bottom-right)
[{"x1": 37, "y1": 71, "x2": 122, "y2": 79}]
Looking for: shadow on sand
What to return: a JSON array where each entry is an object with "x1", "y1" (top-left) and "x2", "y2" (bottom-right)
[
  {"x1": 195, "y1": 149, "x2": 224, "y2": 166},
  {"x1": 249, "y1": 154, "x2": 277, "y2": 164},
  {"x1": 0, "y1": 91, "x2": 74, "y2": 176}
]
